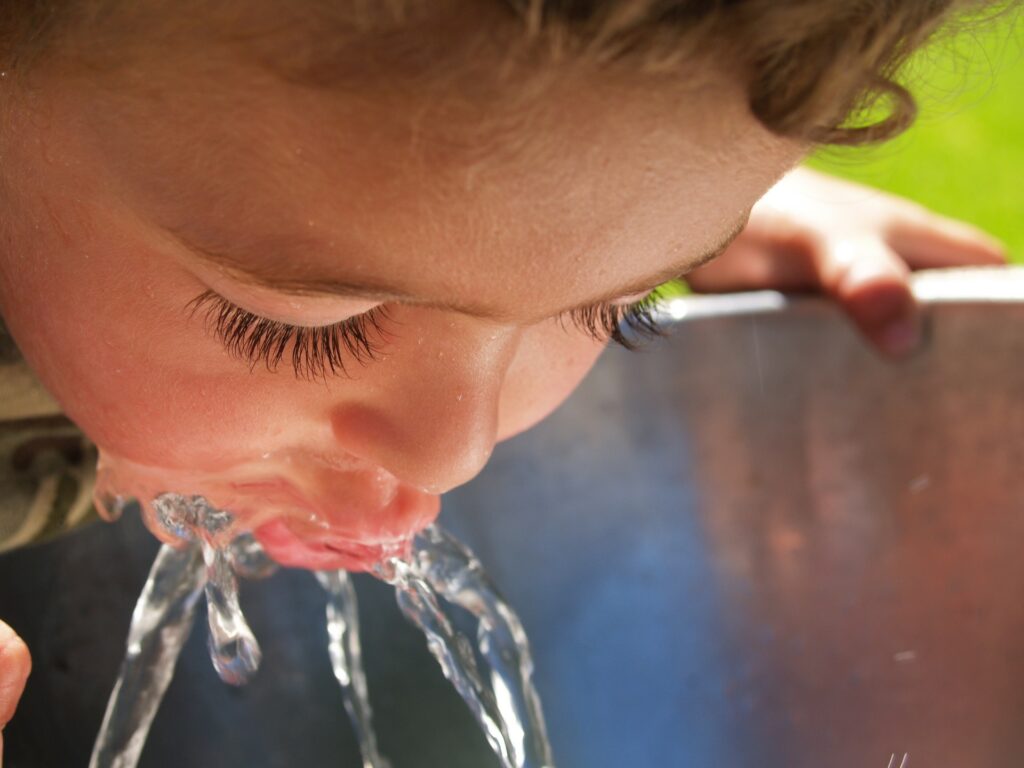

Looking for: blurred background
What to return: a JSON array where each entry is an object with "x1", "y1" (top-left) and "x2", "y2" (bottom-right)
[{"x1": 809, "y1": 8, "x2": 1024, "y2": 260}]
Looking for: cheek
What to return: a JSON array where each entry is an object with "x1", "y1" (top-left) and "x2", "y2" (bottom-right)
[
  {"x1": 495, "y1": 323, "x2": 607, "y2": 442},
  {"x1": 0, "y1": 212, "x2": 301, "y2": 469}
]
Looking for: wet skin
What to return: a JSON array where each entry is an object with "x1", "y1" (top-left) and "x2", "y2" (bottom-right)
[
  {"x1": 0, "y1": 33, "x2": 805, "y2": 566},
  {"x1": 0, "y1": 6, "x2": 1007, "y2": 569}
]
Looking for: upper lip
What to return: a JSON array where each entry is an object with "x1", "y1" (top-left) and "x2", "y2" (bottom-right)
[{"x1": 223, "y1": 472, "x2": 438, "y2": 543}]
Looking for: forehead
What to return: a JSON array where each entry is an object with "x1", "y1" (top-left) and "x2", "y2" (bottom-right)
[{"x1": 64, "y1": 46, "x2": 803, "y2": 319}]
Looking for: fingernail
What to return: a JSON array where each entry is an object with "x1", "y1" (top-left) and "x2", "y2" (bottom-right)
[{"x1": 880, "y1": 317, "x2": 921, "y2": 358}]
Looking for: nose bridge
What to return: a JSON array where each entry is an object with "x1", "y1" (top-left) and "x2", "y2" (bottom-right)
[{"x1": 329, "y1": 314, "x2": 517, "y2": 493}]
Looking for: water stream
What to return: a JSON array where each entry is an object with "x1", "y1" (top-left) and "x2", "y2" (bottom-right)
[
  {"x1": 315, "y1": 569, "x2": 390, "y2": 768},
  {"x1": 378, "y1": 526, "x2": 554, "y2": 768},
  {"x1": 90, "y1": 495, "x2": 554, "y2": 768},
  {"x1": 88, "y1": 543, "x2": 205, "y2": 768}
]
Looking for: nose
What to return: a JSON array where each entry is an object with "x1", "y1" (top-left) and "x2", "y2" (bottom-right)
[{"x1": 328, "y1": 312, "x2": 518, "y2": 494}]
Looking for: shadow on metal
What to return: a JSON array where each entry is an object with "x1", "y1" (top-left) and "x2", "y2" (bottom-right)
[{"x1": 3, "y1": 267, "x2": 1024, "y2": 768}]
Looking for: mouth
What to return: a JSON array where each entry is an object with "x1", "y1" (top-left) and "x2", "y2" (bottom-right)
[
  {"x1": 95, "y1": 449, "x2": 443, "y2": 571},
  {"x1": 251, "y1": 517, "x2": 419, "y2": 571},
  {"x1": 238, "y1": 479, "x2": 442, "y2": 571}
]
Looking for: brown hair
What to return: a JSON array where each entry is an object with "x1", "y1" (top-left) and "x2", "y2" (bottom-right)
[
  {"x1": 507, "y1": 0, "x2": 1017, "y2": 145},
  {"x1": 0, "y1": 0, "x2": 1017, "y2": 146}
]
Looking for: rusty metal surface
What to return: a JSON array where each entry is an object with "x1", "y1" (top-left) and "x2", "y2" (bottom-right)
[{"x1": 3, "y1": 267, "x2": 1024, "y2": 767}]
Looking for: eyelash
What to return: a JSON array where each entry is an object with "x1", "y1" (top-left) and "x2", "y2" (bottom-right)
[
  {"x1": 564, "y1": 285, "x2": 669, "y2": 350},
  {"x1": 189, "y1": 286, "x2": 669, "y2": 380},
  {"x1": 188, "y1": 290, "x2": 391, "y2": 380}
]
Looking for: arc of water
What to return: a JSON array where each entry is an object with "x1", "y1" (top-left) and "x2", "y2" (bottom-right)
[
  {"x1": 315, "y1": 571, "x2": 391, "y2": 768},
  {"x1": 200, "y1": 536, "x2": 262, "y2": 684},
  {"x1": 152, "y1": 493, "x2": 263, "y2": 685},
  {"x1": 92, "y1": 495, "x2": 267, "y2": 768},
  {"x1": 92, "y1": 495, "x2": 555, "y2": 768},
  {"x1": 89, "y1": 543, "x2": 206, "y2": 768},
  {"x1": 386, "y1": 559, "x2": 514, "y2": 765},
  {"x1": 412, "y1": 525, "x2": 554, "y2": 768}
]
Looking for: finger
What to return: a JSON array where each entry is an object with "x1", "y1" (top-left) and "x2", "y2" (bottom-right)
[
  {"x1": 0, "y1": 620, "x2": 31, "y2": 732},
  {"x1": 812, "y1": 238, "x2": 921, "y2": 359},
  {"x1": 886, "y1": 209, "x2": 1008, "y2": 269},
  {"x1": 684, "y1": 237, "x2": 821, "y2": 293}
]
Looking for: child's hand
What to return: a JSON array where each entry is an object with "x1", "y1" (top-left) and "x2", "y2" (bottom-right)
[
  {"x1": 685, "y1": 167, "x2": 1008, "y2": 358},
  {"x1": 0, "y1": 620, "x2": 30, "y2": 767}
]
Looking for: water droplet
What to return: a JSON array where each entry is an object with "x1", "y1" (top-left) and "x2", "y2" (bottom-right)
[
  {"x1": 95, "y1": 491, "x2": 128, "y2": 522},
  {"x1": 151, "y1": 493, "x2": 198, "y2": 541},
  {"x1": 372, "y1": 557, "x2": 405, "y2": 586},
  {"x1": 201, "y1": 536, "x2": 261, "y2": 685},
  {"x1": 193, "y1": 497, "x2": 234, "y2": 537},
  {"x1": 227, "y1": 533, "x2": 278, "y2": 580}
]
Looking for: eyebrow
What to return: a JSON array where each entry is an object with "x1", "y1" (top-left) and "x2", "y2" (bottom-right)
[{"x1": 173, "y1": 216, "x2": 748, "y2": 323}]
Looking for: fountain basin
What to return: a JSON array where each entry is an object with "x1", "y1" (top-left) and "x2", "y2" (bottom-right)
[{"x1": 3, "y1": 266, "x2": 1024, "y2": 767}]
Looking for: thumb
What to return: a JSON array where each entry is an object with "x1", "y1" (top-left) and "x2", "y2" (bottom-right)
[
  {"x1": 0, "y1": 620, "x2": 32, "y2": 767},
  {"x1": 813, "y1": 238, "x2": 922, "y2": 359}
]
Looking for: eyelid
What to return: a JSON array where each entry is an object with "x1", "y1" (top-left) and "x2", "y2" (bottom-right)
[
  {"x1": 229, "y1": 292, "x2": 380, "y2": 328},
  {"x1": 611, "y1": 289, "x2": 655, "y2": 305},
  {"x1": 188, "y1": 262, "x2": 381, "y2": 327}
]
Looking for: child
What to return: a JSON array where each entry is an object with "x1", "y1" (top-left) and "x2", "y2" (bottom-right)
[{"x1": 0, "y1": 0, "x2": 1012, "y2": 753}]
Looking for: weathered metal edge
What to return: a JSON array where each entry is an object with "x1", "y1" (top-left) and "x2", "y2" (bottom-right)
[{"x1": 654, "y1": 265, "x2": 1024, "y2": 324}]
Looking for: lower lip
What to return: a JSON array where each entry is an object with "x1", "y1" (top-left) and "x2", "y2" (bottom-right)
[
  {"x1": 251, "y1": 488, "x2": 441, "y2": 572},
  {"x1": 253, "y1": 518, "x2": 415, "y2": 571}
]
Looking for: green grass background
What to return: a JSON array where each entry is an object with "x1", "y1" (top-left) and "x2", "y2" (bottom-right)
[{"x1": 808, "y1": 9, "x2": 1024, "y2": 261}]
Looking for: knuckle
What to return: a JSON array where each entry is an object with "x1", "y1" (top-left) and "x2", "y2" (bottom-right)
[{"x1": 0, "y1": 632, "x2": 31, "y2": 726}]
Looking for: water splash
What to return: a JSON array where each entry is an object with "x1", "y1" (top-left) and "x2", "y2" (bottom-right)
[
  {"x1": 151, "y1": 493, "x2": 262, "y2": 685},
  {"x1": 316, "y1": 571, "x2": 390, "y2": 768},
  {"x1": 415, "y1": 526, "x2": 551, "y2": 767},
  {"x1": 91, "y1": 494, "x2": 267, "y2": 768},
  {"x1": 91, "y1": 496, "x2": 554, "y2": 768},
  {"x1": 200, "y1": 533, "x2": 262, "y2": 685},
  {"x1": 95, "y1": 491, "x2": 129, "y2": 522},
  {"x1": 88, "y1": 543, "x2": 205, "y2": 768},
  {"x1": 379, "y1": 525, "x2": 555, "y2": 768}
]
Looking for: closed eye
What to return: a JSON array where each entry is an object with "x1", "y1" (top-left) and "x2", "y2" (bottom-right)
[
  {"x1": 187, "y1": 290, "x2": 392, "y2": 380},
  {"x1": 188, "y1": 281, "x2": 677, "y2": 381},
  {"x1": 561, "y1": 282, "x2": 676, "y2": 349}
]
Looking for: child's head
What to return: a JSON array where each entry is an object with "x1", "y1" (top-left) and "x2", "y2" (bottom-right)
[{"x1": 0, "y1": 0, "x2": 978, "y2": 567}]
